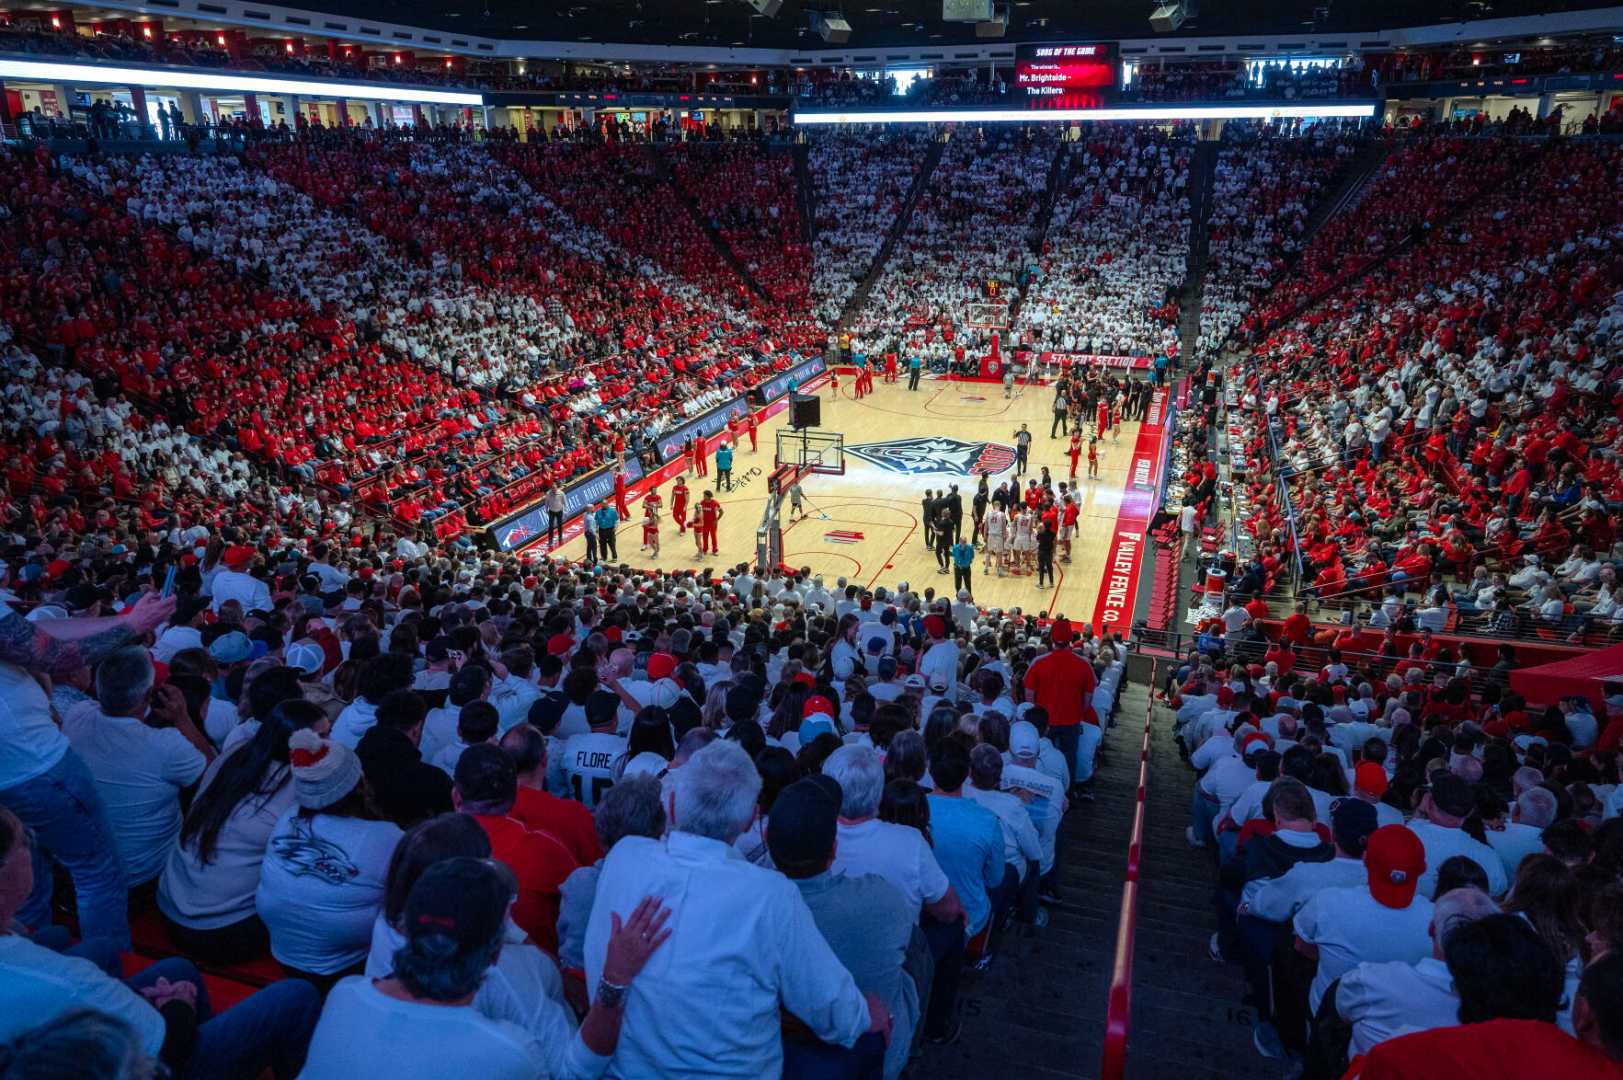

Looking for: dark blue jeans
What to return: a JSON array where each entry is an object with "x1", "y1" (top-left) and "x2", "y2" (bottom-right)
[
  {"x1": 0, "y1": 749, "x2": 129, "y2": 948},
  {"x1": 129, "y1": 953, "x2": 319, "y2": 1079},
  {"x1": 782, "y1": 1031, "x2": 887, "y2": 1080}
]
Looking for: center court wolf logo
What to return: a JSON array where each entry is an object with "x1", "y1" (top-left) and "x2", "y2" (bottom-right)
[{"x1": 846, "y1": 437, "x2": 1017, "y2": 476}]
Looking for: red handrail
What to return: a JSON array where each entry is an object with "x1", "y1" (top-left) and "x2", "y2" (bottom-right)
[{"x1": 1100, "y1": 658, "x2": 1157, "y2": 1079}]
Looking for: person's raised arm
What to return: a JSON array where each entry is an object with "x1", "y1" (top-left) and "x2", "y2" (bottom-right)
[{"x1": 0, "y1": 592, "x2": 175, "y2": 678}]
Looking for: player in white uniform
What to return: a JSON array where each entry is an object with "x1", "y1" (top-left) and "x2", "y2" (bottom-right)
[
  {"x1": 984, "y1": 506, "x2": 1009, "y2": 576},
  {"x1": 1014, "y1": 509, "x2": 1036, "y2": 573}
]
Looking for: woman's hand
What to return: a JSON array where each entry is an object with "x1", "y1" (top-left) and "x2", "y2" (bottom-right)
[{"x1": 601, "y1": 895, "x2": 674, "y2": 987}]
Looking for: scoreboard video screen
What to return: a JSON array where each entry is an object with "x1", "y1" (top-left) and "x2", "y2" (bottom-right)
[{"x1": 1014, "y1": 43, "x2": 1118, "y2": 108}]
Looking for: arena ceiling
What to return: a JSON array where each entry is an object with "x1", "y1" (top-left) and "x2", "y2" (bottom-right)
[{"x1": 304, "y1": 0, "x2": 1613, "y2": 50}]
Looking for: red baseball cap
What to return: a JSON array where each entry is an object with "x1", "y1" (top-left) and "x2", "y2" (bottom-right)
[
  {"x1": 546, "y1": 633, "x2": 575, "y2": 657},
  {"x1": 1355, "y1": 762, "x2": 1389, "y2": 798},
  {"x1": 1049, "y1": 618, "x2": 1074, "y2": 644},
  {"x1": 1365, "y1": 825, "x2": 1426, "y2": 908},
  {"x1": 646, "y1": 652, "x2": 678, "y2": 681},
  {"x1": 803, "y1": 695, "x2": 835, "y2": 719}
]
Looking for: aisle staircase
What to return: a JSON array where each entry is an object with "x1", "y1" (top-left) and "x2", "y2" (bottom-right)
[
  {"x1": 646, "y1": 143, "x2": 773, "y2": 303},
  {"x1": 836, "y1": 136, "x2": 946, "y2": 330},
  {"x1": 1176, "y1": 140, "x2": 1219, "y2": 361},
  {"x1": 793, "y1": 142, "x2": 816, "y2": 243},
  {"x1": 1295, "y1": 137, "x2": 1391, "y2": 251},
  {"x1": 1123, "y1": 695, "x2": 1279, "y2": 1080},
  {"x1": 916, "y1": 679, "x2": 1145, "y2": 1079}
]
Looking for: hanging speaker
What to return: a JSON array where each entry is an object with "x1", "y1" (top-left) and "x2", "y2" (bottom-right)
[{"x1": 790, "y1": 393, "x2": 821, "y2": 430}]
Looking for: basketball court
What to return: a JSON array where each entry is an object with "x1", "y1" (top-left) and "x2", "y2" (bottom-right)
[{"x1": 543, "y1": 368, "x2": 1171, "y2": 631}]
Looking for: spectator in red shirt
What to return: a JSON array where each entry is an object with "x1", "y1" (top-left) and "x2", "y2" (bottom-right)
[
  {"x1": 451, "y1": 744, "x2": 578, "y2": 958},
  {"x1": 499, "y1": 724, "x2": 604, "y2": 869},
  {"x1": 1021, "y1": 618, "x2": 1099, "y2": 795},
  {"x1": 1351, "y1": 919, "x2": 1622, "y2": 1080}
]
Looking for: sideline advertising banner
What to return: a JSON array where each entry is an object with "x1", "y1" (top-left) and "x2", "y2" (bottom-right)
[{"x1": 489, "y1": 456, "x2": 643, "y2": 552}]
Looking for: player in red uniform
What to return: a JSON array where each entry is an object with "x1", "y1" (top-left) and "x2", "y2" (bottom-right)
[
  {"x1": 1068, "y1": 431, "x2": 1082, "y2": 479},
  {"x1": 1096, "y1": 398, "x2": 1110, "y2": 439},
  {"x1": 613, "y1": 468, "x2": 630, "y2": 520},
  {"x1": 1061, "y1": 496, "x2": 1080, "y2": 562},
  {"x1": 670, "y1": 477, "x2": 689, "y2": 533},
  {"x1": 641, "y1": 502, "x2": 661, "y2": 556},
  {"x1": 745, "y1": 411, "x2": 758, "y2": 452},
  {"x1": 884, "y1": 352, "x2": 898, "y2": 384},
  {"x1": 694, "y1": 436, "x2": 709, "y2": 477},
  {"x1": 696, "y1": 491, "x2": 723, "y2": 556}
]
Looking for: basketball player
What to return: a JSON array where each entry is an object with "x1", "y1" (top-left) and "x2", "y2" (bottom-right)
[
  {"x1": 984, "y1": 503, "x2": 1009, "y2": 577},
  {"x1": 1060, "y1": 495, "x2": 1079, "y2": 563},
  {"x1": 694, "y1": 435, "x2": 709, "y2": 477},
  {"x1": 641, "y1": 501, "x2": 661, "y2": 557},
  {"x1": 613, "y1": 468, "x2": 630, "y2": 520},
  {"x1": 884, "y1": 351, "x2": 898, "y2": 384},
  {"x1": 745, "y1": 410, "x2": 758, "y2": 452},
  {"x1": 670, "y1": 476, "x2": 689, "y2": 534},
  {"x1": 1068, "y1": 431, "x2": 1083, "y2": 479},
  {"x1": 1014, "y1": 507, "x2": 1036, "y2": 574},
  {"x1": 696, "y1": 490, "x2": 723, "y2": 557},
  {"x1": 1096, "y1": 397, "x2": 1110, "y2": 440}
]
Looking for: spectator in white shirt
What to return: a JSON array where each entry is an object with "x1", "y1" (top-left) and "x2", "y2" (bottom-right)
[
  {"x1": 354, "y1": 813, "x2": 668, "y2": 1080},
  {"x1": 256, "y1": 730, "x2": 403, "y2": 987},
  {"x1": 0, "y1": 806, "x2": 322, "y2": 1077},
  {"x1": 1334, "y1": 886, "x2": 1499, "y2": 1058},
  {"x1": 1482, "y1": 786, "x2": 1557, "y2": 881},
  {"x1": 583, "y1": 740, "x2": 890, "y2": 1077},
  {"x1": 209, "y1": 545, "x2": 272, "y2": 614},
  {"x1": 1294, "y1": 824, "x2": 1436, "y2": 1015},
  {"x1": 62, "y1": 647, "x2": 213, "y2": 888},
  {"x1": 429, "y1": 701, "x2": 501, "y2": 778},
  {"x1": 332, "y1": 653, "x2": 415, "y2": 749},
  {"x1": 1241, "y1": 798, "x2": 1377, "y2": 923},
  {"x1": 307, "y1": 854, "x2": 670, "y2": 1080},
  {"x1": 160, "y1": 694, "x2": 328, "y2": 965},
  {"x1": 966, "y1": 743, "x2": 1043, "y2": 891},
  {"x1": 1406, "y1": 774, "x2": 1509, "y2": 898}
]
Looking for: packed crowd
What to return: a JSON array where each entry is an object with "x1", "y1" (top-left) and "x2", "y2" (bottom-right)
[
  {"x1": 668, "y1": 143, "x2": 811, "y2": 311},
  {"x1": 1017, "y1": 124, "x2": 1191, "y2": 360},
  {"x1": 806, "y1": 131, "x2": 932, "y2": 327},
  {"x1": 1233, "y1": 135, "x2": 1623, "y2": 644},
  {"x1": 851, "y1": 127, "x2": 1058, "y2": 363},
  {"x1": 0, "y1": 508, "x2": 1129, "y2": 1077},
  {"x1": 1126, "y1": 58, "x2": 1373, "y2": 102},
  {"x1": 1172, "y1": 625, "x2": 1623, "y2": 1074},
  {"x1": 1237, "y1": 134, "x2": 1540, "y2": 335},
  {"x1": 1195, "y1": 119, "x2": 1366, "y2": 356}
]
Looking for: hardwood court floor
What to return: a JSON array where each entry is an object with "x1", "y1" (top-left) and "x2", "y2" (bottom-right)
[{"x1": 553, "y1": 374, "x2": 1143, "y2": 624}]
